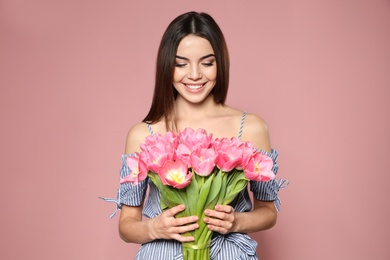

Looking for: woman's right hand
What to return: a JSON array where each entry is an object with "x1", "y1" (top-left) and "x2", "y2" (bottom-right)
[{"x1": 149, "y1": 204, "x2": 199, "y2": 242}]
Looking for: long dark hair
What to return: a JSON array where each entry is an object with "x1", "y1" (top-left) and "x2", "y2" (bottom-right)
[{"x1": 143, "y1": 11, "x2": 230, "y2": 131}]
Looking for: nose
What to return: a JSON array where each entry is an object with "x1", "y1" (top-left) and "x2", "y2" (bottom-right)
[{"x1": 188, "y1": 65, "x2": 201, "y2": 80}]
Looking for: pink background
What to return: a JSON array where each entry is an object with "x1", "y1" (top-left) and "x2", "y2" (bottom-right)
[{"x1": 1, "y1": 0, "x2": 389, "y2": 259}]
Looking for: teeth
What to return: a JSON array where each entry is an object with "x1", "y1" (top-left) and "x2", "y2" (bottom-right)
[{"x1": 186, "y1": 84, "x2": 203, "y2": 89}]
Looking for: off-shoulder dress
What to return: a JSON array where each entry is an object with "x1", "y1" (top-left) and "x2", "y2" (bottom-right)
[{"x1": 105, "y1": 112, "x2": 286, "y2": 260}]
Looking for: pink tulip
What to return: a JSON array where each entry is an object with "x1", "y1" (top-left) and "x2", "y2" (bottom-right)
[
  {"x1": 159, "y1": 160, "x2": 192, "y2": 189},
  {"x1": 190, "y1": 147, "x2": 217, "y2": 176},
  {"x1": 237, "y1": 141, "x2": 255, "y2": 170},
  {"x1": 244, "y1": 152, "x2": 275, "y2": 181},
  {"x1": 139, "y1": 132, "x2": 177, "y2": 173},
  {"x1": 212, "y1": 137, "x2": 240, "y2": 151},
  {"x1": 215, "y1": 144, "x2": 243, "y2": 172},
  {"x1": 140, "y1": 133, "x2": 162, "y2": 152},
  {"x1": 179, "y1": 128, "x2": 213, "y2": 151},
  {"x1": 140, "y1": 146, "x2": 173, "y2": 174},
  {"x1": 120, "y1": 155, "x2": 148, "y2": 185},
  {"x1": 227, "y1": 137, "x2": 242, "y2": 146},
  {"x1": 164, "y1": 131, "x2": 179, "y2": 148},
  {"x1": 140, "y1": 132, "x2": 177, "y2": 155},
  {"x1": 211, "y1": 137, "x2": 224, "y2": 151},
  {"x1": 175, "y1": 143, "x2": 192, "y2": 165}
]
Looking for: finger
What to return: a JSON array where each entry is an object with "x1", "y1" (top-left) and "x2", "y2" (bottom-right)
[
  {"x1": 204, "y1": 217, "x2": 229, "y2": 229},
  {"x1": 215, "y1": 205, "x2": 234, "y2": 213},
  {"x1": 206, "y1": 224, "x2": 229, "y2": 235},
  {"x1": 204, "y1": 216, "x2": 220, "y2": 226},
  {"x1": 172, "y1": 233, "x2": 195, "y2": 243},
  {"x1": 165, "y1": 204, "x2": 186, "y2": 217},
  {"x1": 173, "y1": 215, "x2": 199, "y2": 226},
  {"x1": 204, "y1": 209, "x2": 230, "y2": 220},
  {"x1": 204, "y1": 211, "x2": 234, "y2": 232},
  {"x1": 173, "y1": 222, "x2": 199, "y2": 234},
  {"x1": 204, "y1": 214, "x2": 234, "y2": 234}
]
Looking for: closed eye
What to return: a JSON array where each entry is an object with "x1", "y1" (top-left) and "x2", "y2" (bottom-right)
[{"x1": 202, "y1": 62, "x2": 214, "y2": 67}]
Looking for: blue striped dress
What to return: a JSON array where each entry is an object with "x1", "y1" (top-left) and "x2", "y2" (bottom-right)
[{"x1": 105, "y1": 113, "x2": 287, "y2": 259}]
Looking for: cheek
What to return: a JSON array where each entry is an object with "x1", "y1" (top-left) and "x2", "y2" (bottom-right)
[
  {"x1": 173, "y1": 69, "x2": 185, "y2": 82},
  {"x1": 207, "y1": 65, "x2": 217, "y2": 78},
  {"x1": 207, "y1": 68, "x2": 217, "y2": 80}
]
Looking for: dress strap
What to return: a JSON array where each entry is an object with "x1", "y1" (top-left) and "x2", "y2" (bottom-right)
[
  {"x1": 145, "y1": 122, "x2": 154, "y2": 135},
  {"x1": 238, "y1": 111, "x2": 246, "y2": 140}
]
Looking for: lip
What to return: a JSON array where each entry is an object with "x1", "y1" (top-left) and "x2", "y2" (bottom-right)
[{"x1": 183, "y1": 82, "x2": 207, "y2": 93}]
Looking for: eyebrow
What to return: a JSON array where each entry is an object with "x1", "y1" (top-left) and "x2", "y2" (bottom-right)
[{"x1": 175, "y1": 54, "x2": 216, "y2": 61}]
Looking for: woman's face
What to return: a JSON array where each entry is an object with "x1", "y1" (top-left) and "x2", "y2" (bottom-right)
[{"x1": 173, "y1": 35, "x2": 217, "y2": 104}]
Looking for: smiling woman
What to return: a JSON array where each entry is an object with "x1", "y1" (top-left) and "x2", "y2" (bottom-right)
[
  {"x1": 173, "y1": 35, "x2": 217, "y2": 105},
  {"x1": 107, "y1": 11, "x2": 286, "y2": 260}
]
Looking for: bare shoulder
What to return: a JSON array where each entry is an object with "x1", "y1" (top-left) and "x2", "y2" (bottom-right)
[
  {"x1": 124, "y1": 122, "x2": 150, "y2": 154},
  {"x1": 244, "y1": 113, "x2": 269, "y2": 134},
  {"x1": 241, "y1": 113, "x2": 271, "y2": 152}
]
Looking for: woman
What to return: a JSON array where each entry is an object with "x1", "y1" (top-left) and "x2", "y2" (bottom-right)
[{"x1": 116, "y1": 11, "x2": 282, "y2": 259}]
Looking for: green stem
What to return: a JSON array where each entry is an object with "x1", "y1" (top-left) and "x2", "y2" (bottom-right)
[{"x1": 182, "y1": 242, "x2": 210, "y2": 260}]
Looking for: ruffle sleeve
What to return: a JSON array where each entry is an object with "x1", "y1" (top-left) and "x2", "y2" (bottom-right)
[
  {"x1": 99, "y1": 154, "x2": 148, "y2": 218},
  {"x1": 249, "y1": 149, "x2": 289, "y2": 211},
  {"x1": 119, "y1": 154, "x2": 148, "y2": 206}
]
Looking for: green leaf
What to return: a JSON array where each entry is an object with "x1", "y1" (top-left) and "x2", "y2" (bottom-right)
[
  {"x1": 148, "y1": 173, "x2": 187, "y2": 211},
  {"x1": 175, "y1": 188, "x2": 190, "y2": 217},
  {"x1": 161, "y1": 187, "x2": 186, "y2": 207},
  {"x1": 217, "y1": 172, "x2": 228, "y2": 205},
  {"x1": 196, "y1": 174, "x2": 214, "y2": 217},
  {"x1": 196, "y1": 173, "x2": 205, "y2": 192},
  {"x1": 148, "y1": 174, "x2": 169, "y2": 209},
  {"x1": 223, "y1": 177, "x2": 248, "y2": 205},
  {"x1": 160, "y1": 199, "x2": 168, "y2": 210},
  {"x1": 220, "y1": 171, "x2": 249, "y2": 205},
  {"x1": 226, "y1": 171, "x2": 246, "y2": 188},
  {"x1": 186, "y1": 170, "x2": 198, "y2": 216},
  {"x1": 204, "y1": 170, "x2": 222, "y2": 209}
]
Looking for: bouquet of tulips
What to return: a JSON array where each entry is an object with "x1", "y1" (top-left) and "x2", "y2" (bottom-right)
[{"x1": 120, "y1": 128, "x2": 275, "y2": 260}]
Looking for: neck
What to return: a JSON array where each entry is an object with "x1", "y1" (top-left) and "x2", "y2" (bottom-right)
[{"x1": 173, "y1": 95, "x2": 222, "y2": 121}]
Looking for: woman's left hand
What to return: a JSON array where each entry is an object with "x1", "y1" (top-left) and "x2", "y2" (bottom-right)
[{"x1": 204, "y1": 205, "x2": 237, "y2": 234}]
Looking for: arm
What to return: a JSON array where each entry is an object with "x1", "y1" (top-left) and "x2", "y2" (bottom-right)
[
  {"x1": 203, "y1": 199, "x2": 277, "y2": 234},
  {"x1": 118, "y1": 123, "x2": 199, "y2": 244},
  {"x1": 119, "y1": 204, "x2": 199, "y2": 244},
  {"x1": 204, "y1": 114, "x2": 278, "y2": 234}
]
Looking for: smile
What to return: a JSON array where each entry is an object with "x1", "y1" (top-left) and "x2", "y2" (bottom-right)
[{"x1": 184, "y1": 83, "x2": 206, "y2": 90}]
